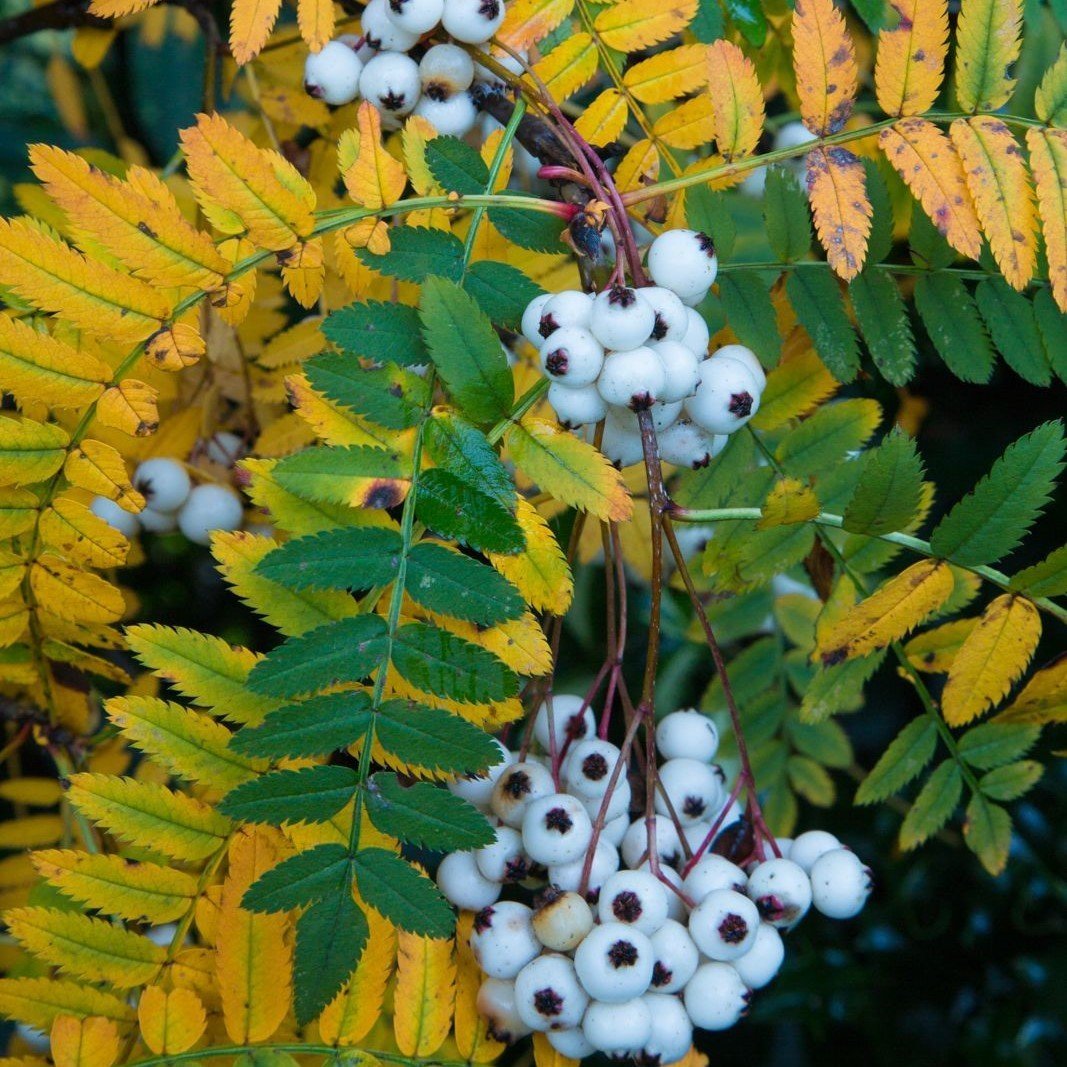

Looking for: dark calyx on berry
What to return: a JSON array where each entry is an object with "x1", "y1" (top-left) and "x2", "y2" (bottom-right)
[
  {"x1": 545, "y1": 349, "x2": 569, "y2": 376},
  {"x1": 629, "y1": 390, "x2": 655, "y2": 412},
  {"x1": 696, "y1": 231, "x2": 716, "y2": 257},
  {"x1": 582, "y1": 753, "x2": 608, "y2": 781},
  {"x1": 533, "y1": 988, "x2": 564, "y2": 1017},
  {"x1": 651, "y1": 961, "x2": 672, "y2": 987},
  {"x1": 544, "y1": 806, "x2": 574, "y2": 833},
  {"x1": 473, "y1": 906, "x2": 495, "y2": 933},
  {"x1": 479, "y1": 0, "x2": 501, "y2": 16},
  {"x1": 728, "y1": 391, "x2": 754, "y2": 417},
  {"x1": 611, "y1": 890, "x2": 643, "y2": 922},
  {"x1": 304, "y1": 82, "x2": 325, "y2": 99},
  {"x1": 717, "y1": 912, "x2": 749, "y2": 943},
  {"x1": 607, "y1": 939, "x2": 639, "y2": 967},
  {"x1": 380, "y1": 90, "x2": 408, "y2": 112},
  {"x1": 504, "y1": 856, "x2": 531, "y2": 882},
  {"x1": 682, "y1": 795, "x2": 707, "y2": 818},
  {"x1": 538, "y1": 313, "x2": 559, "y2": 337},
  {"x1": 607, "y1": 284, "x2": 639, "y2": 307},
  {"x1": 503, "y1": 770, "x2": 531, "y2": 798},
  {"x1": 651, "y1": 314, "x2": 669, "y2": 340},
  {"x1": 424, "y1": 81, "x2": 450, "y2": 102}
]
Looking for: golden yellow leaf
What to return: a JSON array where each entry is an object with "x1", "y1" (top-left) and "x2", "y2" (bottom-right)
[
  {"x1": 50, "y1": 1015, "x2": 119, "y2": 1067},
  {"x1": 942, "y1": 594, "x2": 1041, "y2": 726},
  {"x1": 279, "y1": 237, "x2": 326, "y2": 309},
  {"x1": 144, "y1": 323, "x2": 206, "y2": 372},
  {"x1": 903, "y1": 617, "x2": 979, "y2": 672},
  {"x1": 340, "y1": 103, "x2": 408, "y2": 210},
  {"x1": 39, "y1": 498, "x2": 129, "y2": 569},
  {"x1": 623, "y1": 44, "x2": 708, "y2": 104},
  {"x1": 89, "y1": 0, "x2": 156, "y2": 15},
  {"x1": 533, "y1": 1033, "x2": 579, "y2": 1067},
  {"x1": 30, "y1": 556, "x2": 124, "y2": 625},
  {"x1": 401, "y1": 116, "x2": 443, "y2": 197},
  {"x1": 955, "y1": 0, "x2": 1024, "y2": 112},
  {"x1": 653, "y1": 96, "x2": 716, "y2": 150},
  {"x1": 758, "y1": 478, "x2": 821, "y2": 528},
  {"x1": 950, "y1": 117, "x2": 1036, "y2": 290},
  {"x1": 613, "y1": 139, "x2": 659, "y2": 193},
  {"x1": 0, "y1": 816, "x2": 63, "y2": 849},
  {"x1": 0, "y1": 314, "x2": 109, "y2": 409},
  {"x1": 228, "y1": 0, "x2": 283, "y2": 64},
  {"x1": 593, "y1": 0, "x2": 698, "y2": 53},
  {"x1": 531, "y1": 34, "x2": 598, "y2": 101},
  {"x1": 792, "y1": 0, "x2": 857, "y2": 134},
  {"x1": 878, "y1": 118, "x2": 982, "y2": 259},
  {"x1": 819, "y1": 558, "x2": 955, "y2": 662},
  {"x1": 0, "y1": 778, "x2": 61, "y2": 806},
  {"x1": 95, "y1": 380, "x2": 160, "y2": 438},
  {"x1": 488, "y1": 498, "x2": 573, "y2": 615},
  {"x1": 875, "y1": 0, "x2": 949, "y2": 116},
  {"x1": 453, "y1": 912, "x2": 505, "y2": 1062},
  {"x1": 574, "y1": 89, "x2": 629, "y2": 147},
  {"x1": 995, "y1": 653, "x2": 1067, "y2": 724},
  {"x1": 297, "y1": 0, "x2": 334, "y2": 53},
  {"x1": 392, "y1": 931, "x2": 456, "y2": 1057},
  {"x1": 806, "y1": 145, "x2": 872, "y2": 280},
  {"x1": 502, "y1": 0, "x2": 576, "y2": 50},
  {"x1": 136, "y1": 986, "x2": 206, "y2": 1055},
  {"x1": 705, "y1": 40, "x2": 765, "y2": 161},
  {"x1": 752, "y1": 342, "x2": 839, "y2": 430},
  {"x1": 64, "y1": 439, "x2": 145, "y2": 511},
  {"x1": 1026, "y1": 127, "x2": 1067, "y2": 312}
]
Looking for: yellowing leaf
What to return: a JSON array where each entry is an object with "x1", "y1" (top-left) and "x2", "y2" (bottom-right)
[
  {"x1": 488, "y1": 498, "x2": 573, "y2": 615},
  {"x1": 392, "y1": 931, "x2": 455, "y2": 1057},
  {"x1": 39, "y1": 498, "x2": 129, "y2": 569},
  {"x1": 613, "y1": 139, "x2": 659, "y2": 193},
  {"x1": 279, "y1": 237, "x2": 326, "y2": 309},
  {"x1": 705, "y1": 40, "x2": 765, "y2": 161},
  {"x1": 950, "y1": 117, "x2": 1036, "y2": 290},
  {"x1": 297, "y1": 0, "x2": 334, "y2": 53},
  {"x1": 624, "y1": 44, "x2": 708, "y2": 104},
  {"x1": 0, "y1": 977, "x2": 133, "y2": 1032},
  {"x1": 0, "y1": 315, "x2": 109, "y2": 410},
  {"x1": 653, "y1": 96, "x2": 716, "y2": 150},
  {"x1": 903, "y1": 617, "x2": 978, "y2": 672},
  {"x1": 531, "y1": 34, "x2": 598, "y2": 101},
  {"x1": 996, "y1": 653, "x2": 1067, "y2": 724},
  {"x1": 819, "y1": 558, "x2": 955, "y2": 662},
  {"x1": 806, "y1": 145, "x2": 872, "y2": 280},
  {"x1": 875, "y1": 0, "x2": 949, "y2": 116},
  {"x1": 137, "y1": 986, "x2": 207, "y2": 1055},
  {"x1": 758, "y1": 478, "x2": 820, "y2": 528},
  {"x1": 1026, "y1": 128, "x2": 1067, "y2": 313},
  {"x1": 50, "y1": 1015, "x2": 120, "y2": 1067},
  {"x1": 30, "y1": 556, "x2": 124, "y2": 625},
  {"x1": 533, "y1": 1033, "x2": 578, "y2": 1067},
  {"x1": 453, "y1": 912, "x2": 505, "y2": 1062},
  {"x1": 942, "y1": 594, "x2": 1041, "y2": 726},
  {"x1": 792, "y1": 0, "x2": 858, "y2": 134},
  {"x1": 574, "y1": 89, "x2": 629, "y2": 147},
  {"x1": 1035, "y1": 44, "x2": 1067, "y2": 126},
  {"x1": 879, "y1": 118, "x2": 982, "y2": 259},
  {"x1": 752, "y1": 345, "x2": 839, "y2": 429},
  {"x1": 64, "y1": 439, "x2": 145, "y2": 511},
  {"x1": 502, "y1": 0, "x2": 576, "y2": 51},
  {"x1": 593, "y1": 0, "x2": 697, "y2": 53},
  {"x1": 955, "y1": 0, "x2": 1024, "y2": 112},
  {"x1": 340, "y1": 103, "x2": 408, "y2": 210},
  {"x1": 95, "y1": 379, "x2": 160, "y2": 438}
]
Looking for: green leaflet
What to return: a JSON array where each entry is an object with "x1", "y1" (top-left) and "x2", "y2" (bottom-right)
[
  {"x1": 957, "y1": 722, "x2": 1040, "y2": 770},
  {"x1": 424, "y1": 412, "x2": 515, "y2": 510},
  {"x1": 717, "y1": 272, "x2": 781, "y2": 366},
  {"x1": 416, "y1": 468, "x2": 525, "y2": 554},
  {"x1": 775, "y1": 398, "x2": 882, "y2": 478},
  {"x1": 1032, "y1": 287, "x2": 1067, "y2": 383},
  {"x1": 899, "y1": 760, "x2": 962, "y2": 850},
  {"x1": 975, "y1": 277, "x2": 1053, "y2": 386},
  {"x1": 355, "y1": 226, "x2": 464, "y2": 281},
  {"x1": 365, "y1": 773, "x2": 495, "y2": 850},
  {"x1": 842, "y1": 429, "x2": 925, "y2": 535},
  {"x1": 978, "y1": 760, "x2": 1043, "y2": 802},
  {"x1": 489, "y1": 195, "x2": 566, "y2": 253},
  {"x1": 763, "y1": 166, "x2": 812, "y2": 262},
  {"x1": 320, "y1": 300, "x2": 429, "y2": 366},
  {"x1": 376, "y1": 699, "x2": 501, "y2": 776},
  {"x1": 271, "y1": 446, "x2": 406, "y2": 509},
  {"x1": 863, "y1": 159, "x2": 895, "y2": 264},
  {"x1": 305, "y1": 357, "x2": 430, "y2": 430},
  {"x1": 426, "y1": 135, "x2": 489, "y2": 194},
  {"x1": 293, "y1": 889, "x2": 367, "y2": 1026},
  {"x1": 218, "y1": 765, "x2": 359, "y2": 825},
  {"x1": 352, "y1": 847, "x2": 454, "y2": 938},
  {"x1": 913, "y1": 273, "x2": 995, "y2": 383},
  {"x1": 231, "y1": 692, "x2": 375, "y2": 760},
  {"x1": 464, "y1": 261, "x2": 544, "y2": 330},
  {"x1": 962, "y1": 793, "x2": 1012, "y2": 876},
  {"x1": 855, "y1": 717, "x2": 938, "y2": 804},
  {"x1": 786, "y1": 267, "x2": 860, "y2": 382},
  {"x1": 849, "y1": 269, "x2": 916, "y2": 384},
  {"x1": 406, "y1": 542, "x2": 525, "y2": 625},
  {"x1": 685, "y1": 185, "x2": 737, "y2": 259},
  {"x1": 242, "y1": 844, "x2": 351, "y2": 913},
  {"x1": 725, "y1": 0, "x2": 767, "y2": 44},
  {"x1": 254, "y1": 527, "x2": 402, "y2": 591},
  {"x1": 1009, "y1": 543, "x2": 1067, "y2": 597}
]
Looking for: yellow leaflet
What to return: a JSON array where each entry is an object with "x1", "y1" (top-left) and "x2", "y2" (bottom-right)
[
  {"x1": 488, "y1": 497, "x2": 573, "y2": 615},
  {"x1": 533, "y1": 1033, "x2": 579, "y2": 1067},
  {"x1": 942, "y1": 594, "x2": 1041, "y2": 726},
  {"x1": 819, "y1": 558, "x2": 955, "y2": 662},
  {"x1": 453, "y1": 912, "x2": 505, "y2": 1062},
  {"x1": 653, "y1": 97, "x2": 716, "y2": 150},
  {"x1": 393, "y1": 931, "x2": 456, "y2": 1057},
  {"x1": 279, "y1": 237, "x2": 326, "y2": 309},
  {"x1": 955, "y1": 0, "x2": 1023, "y2": 112},
  {"x1": 878, "y1": 118, "x2": 982, "y2": 259},
  {"x1": 624, "y1": 44, "x2": 708, "y2": 104},
  {"x1": 995, "y1": 654, "x2": 1067, "y2": 724},
  {"x1": 318, "y1": 910, "x2": 396, "y2": 1046},
  {"x1": 950, "y1": 117, "x2": 1036, "y2": 290},
  {"x1": 502, "y1": 0, "x2": 576, "y2": 51},
  {"x1": 31, "y1": 849, "x2": 196, "y2": 924},
  {"x1": 705, "y1": 40, "x2": 765, "y2": 161},
  {"x1": 39, "y1": 497, "x2": 128, "y2": 568},
  {"x1": 229, "y1": 0, "x2": 283, "y2": 65},
  {"x1": 531, "y1": 34, "x2": 598, "y2": 101},
  {"x1": 614, "y1": 140, "x2": 659, "y2": 193},
  {"x1": 340, "y1": 102, "x2": 407, "y2": 210},
  {"x1": 1035, "y1": 44, "x2": 1067, "y2": 125},
  {"x1": 180, "y1": 112, "x2": 316, "y2": 251},
  {"x1": 0, "y1": 778, "x2": 60, "y2": 806},
  {"x1": 574, "y1": 89, "x2": 629, "y2": 148},
  {"x1": 1026, "y1": 128, "x2": 1067, "y2": 313},
  {"x1": 44, "y1": 639, "x2": 130, "y2": 685},
  {"x1": 64, "y1": 439, "x2": 144, "y2": 510},
  {"x1": 0, "y1": 978, "x2": 132, "y2": 1032},
  {"x1": 401, "y1": 116, "x2": 443, "y2": 197},
  {"x1": 593, "y1": 0, "x2": 698, "y2": 53},
  {"x1": 0, "y1": 550, "x2": 23, "y2": 600},
  {"x1": 145, "y1": 322, "x2": 206, "y2": 372},
  {"x1": 874, "y1": 0, "x2": 949, "y2": 116},
  {"x1": 505, "y1": 417, "x2": 632, "y2": 522},
  {"x1": 216, "y1": 827, "x2": 292, "y2": 1044},
  {"x1": 29, "y1": 146, "x2": 229, "y2": 290},
  {"x1": 5, "y1": 908, "x2": 164, "y2": 989},
  {"x1": 758, "y1": 478, "x2": 820, "y2": 528},
  {"x1": 480, "y1": 127, "x2": 514, "y2": 190},
  {"x1": 137, "y1": 986, "x2": 207, "y2": 1056},
  {"x1": 0, "y1": 315, "x2": 109, "y2": 409},
  {"x1": 0, "y1": 487, "x2": 37, "y2": 538},
  {"x1": 479, "y1": 612, "x2": 553, "y2": 677},
  {"x1": 793, "y1": 0, "x2": 857, "y2": 135},
  {"x1": 752, "y1": 346, "x2": 839, "y2": 429},
  {"x1": 89, "y1": 0, "x2": 156, "y2": 15},
  {"x1": 30, "y1": 556, "x2": 124, "y2": 625},
  {"x1": 297, "y1": 0, "x2": 334, "y2": 54},
  {"x1": 0, "y1": 218, "x2": 170, "y2": 344},
  {"x1": 805, "y1": 145, "x2": 872, "y2": 280},
  {"x1": 0, "y1": 815, "x2": 63, "y2": 849},
  {"x1": 50, "y1": 1015, "x2": 120, "y2": 1067},
  {"x1": 95, "y1": 379, "x2": 160, "y2": 438},
  {"x1": 903, "y1": 617, "x2": 979, "y2": 672}
]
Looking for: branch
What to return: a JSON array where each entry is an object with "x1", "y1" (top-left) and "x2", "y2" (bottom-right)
[{"x1": 0, "y1": 0, "x2": 106, "y2": 45}]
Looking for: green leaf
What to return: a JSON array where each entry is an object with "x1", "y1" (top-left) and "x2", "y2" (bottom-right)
[
  {"x1": 685, "y1": 185, "x2": 737, "y2": 260},
  {"x1": 463, "y1": 261, "x2": 544, "y2": 330},
  {"x1": 321, "y1": 301, "x2": 429, "y2": 366},
  {"x1": 849, "y1": 270, "x2": 916, "y2": 384},
  {"x1": 231, "y1": 693, "x2": 374, "y2": 760},
  {"x1": 416, "y1": 469, "x2": 524, "y2": 554},
  {"x1": 957, "y1": 722, "x2": 1040, "y2": 770},
  {"x1": 1032, "y1": 287, "x2": 1067, "y2": 383},
  {"x1": 800, "y1": 651, "x2": 886, "y2": 721},
  {"x1": 909, "y1": 206, "x2": 955, "y2": 269},
  {"x1": 725, "y1": 0, "x2": 767, "y2": 44},
  {"x1": 855, "y1": 717, "x2": 938, "y2": 804},
  {"x1": 975, "y1": 277, "x2": 1052, "y2": 385},
  {"x1": 426, "y1": 136, "x2": 489, "y2": 194},
  {"x1": 242, "y1": 844, "x2": 351, "y2": 913},
  {"x1": 420, "y1": 276, "x2": 513, "y2": 425},
  {"x1": 356, "y1": 227, "x2": 464, "y2": 282},
  {"x1": 842, "y1": 429, "x2": 925, "y2": 535},
  {"x1": 272, "y1": 445, "x2": 406, "y2": 509},
  {"x1": 391, "y1": 622, "x2": 518, "y2": 704},
  {"x1": 978, "y1": 760, "x2": 1043, "y2": 802},
  {"x1": 775, "y1": 398, "x2": 882, "y2": 478},
  {"x1": 899, "y1": 760, "x2": 962, "y2": 849},
  {"x1": 376, "y1": 700, "x2": 501, "y2": 776},
  {"x1": 717, "y1": 272, "x2": 781, "y2": 367},
  {"x1": 425, "y1": 412, "x2": 515, "y2": 510},
  {"x1": 929, "y1": 421, "x2": 1065, "y2": 566},
  {"x1": 863, "y1": 159, "x2": 894, "y2": 263},
  {"x1": 255, "y1": 527, "x2": 402, "y2": 592},
  {"x1": 787, "y1": 719, "x2": 852, "y2": 769},
  {"x1": 351, "y1": 848, "x2": 454, "y2": 938},
  {"x1": 787, "y1": 755, "x2": 835, "y2": 805},
  {"x1": 786, "y1": 267, "x2": 860, "y2": 382},
  {"x1": 406, "y1": 542, "x2": 524, "y2": 625},
  {"x1": 962, "y1": 793, "x2": 1012, "y2": 876},
  {"x1": 691, "y1": 0, "x2": 725, "y2": 42},
  {"x1": 849, "y1": 0, "x2": 888, "y2": 33},
  {"x1": 218, "y1": 765, "x2": 359, "y2": 825},
  {"x1": 913, "y1": 274, "x2": 995, "y2": 383},
  {"x1": 489, "y1": 196, "x2": 566, "y2": 253},
  {"x1": 366, "y1": 774, "x2": 495, "y2": 850},
  {"x1": 247, "y1": 616, "x2": 389, "y2": 698},
  {"x1": 763, "y1": 166, "x2": 811, "y2": 262},
  {"x1": 304, "y1": 357, "x2": 430, "y2": 430},
  {"x1": 293, "y1": 889, "x2": 367, "y2": 1026},
  {"x1": 1009, "y1": 544, "x2": 1067, "y2": 598}
]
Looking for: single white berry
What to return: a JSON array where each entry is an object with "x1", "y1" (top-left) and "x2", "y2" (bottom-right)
[
  {"x1": 729, "y1": 922, "x2": 784, "y2": 989},
  {"x1": 532, "y1": 887, "x2": 595, "y2": 951},
  {"x1": 477, "y1": 978, "x2": 533, "y2": 1043},
  {"x1": 574, "y1": 921, "x2": 655, "y2": 1002},
  {"x1": 475, "y1": 825, "x2": 531, "y2": 883},
  {"x1": 637, "y1": 861, "x2": 687, "y2": 923},
  {"x1": 590, "y1": 285, "x2": 657, "y2": 350},
  {"x1": 684, "y1": 356, "x2": 761, "y2": 435},
  {"x1": 620, "y1": 815, "x2": 683, "y2": 870},
  {"x1": 657, "y1": 710, "x2": 719, "y2": 763},
  {"x1": 597, "y1": 347, "x2": 666, "y2": 411},
  {"x1": 788, "y1": 829, "x2": 841, "y2": 873},
  {"x1": 449, "y1": 739, "x2": 514, "y2": 809},
  {"x1": 515, "y1": 953, "x2": 590, "y2": 1031},
  {"x1": 533, "y1": 693, "x2": 596, "y2": 753},
  {"x1": 745, "y1": 857, "x2": 812, "y2": 929},
  {"x1": 359, "y1": 51, "x2": 421, "y2": 116},
  {"x1": 385, "y1": 0, "x2": 444, "y2": 35},
  {"x1": 603, "y1": 811, "x2": 630, "y2": 848},
  {"x1": 680, "y1": 307, "x2": 710, "y2": 356},
  {"x1": 548, "y1": 838, "x2": 619, "y2": 900},
  {"x1": 683, "y1": 962, "x2": 750, "y2": 1030},
  {"x1": 599, "y1": 418, "x2": 645, "y2": 468},
  {"x1": 641, "y1": 286, "x2": 689, "y2": 342},
  {"x1": 522, "y1": 293, "x2": 552, "y2": 347},
  {"x1": 133, "y1": 458, "x2": 191, "y2": 513},
  {"x1": 412, "y1": 91, "x2": 478, "y2": 136},
  {"x1": 522, "y1": 793, "x2": 594, "y2": 866},
  {"x1": 598, "y1": 869, "x2": 670, "y2": 935},
  {"x1": 419, "y1": 42, "x2": 475, "y2": 96},
  {"x1": 648, "y1": 918, "x2": 699, "y2": 994},
  {"x1": 538, "y1": 328, "x2": 605, "y2": 389},
  {"x1": 139, "y1": 506, "x2": 178, "y2": 534},
  {"x1": 809, "y1": 847, "x2": 872, "y2": 919},
  {"x1": 681, "y1": 854, "x2": 748, "y2": 902},
  {"x1": 90, "y1": 496, "x2": 140, "y2": 539},
  {"x1": 655, "y1": 758, "x2": 725, "y2": 826},
  {"x1": 562, "y1": 738, "x2": 621, "y2": 802},
  {"x1": 583, "y1": 998, "x2": 653, "y2": 1056},
  {"x1": 609, "y1": 400, "x2": 682, "y2": 435},
  {"x1": 436, "y1": 850, "x2": 501, "y2": 911},
  {"x1": 774, "y1": 119, "x2": 818, "y2": 152},
  {"x1": 579, "y1": 774, "x2": 631, "y2": 823},
  {"x1": 304, "y1": 40, "x2": 364, "y2": 105},
  {"x1": 546, "y1": 1027, "x2": 596, "y2": 1059},
  {"x1": 640, "y1": 991, "x2": 694, "y2": 1065},
  {"x1": 361, "y1": 0, "x2": 421, "y2": 50},
  {"x1": 205, "y1": 431, "x2": 246, "y2": 467},
  {"x1": 774, "y1": 837, "x2": 794, "y2": 859},
  {"x1": 539, "y1": 290, "x2": 594, "y2": 336},
  {"x1": 547, "y1": 382, "x2": 607, "y2": 429},
  {"x1": 470, "y1": 901, "x2": 540, "y2": 979},
  {"x1": 713, "y1": 343, "x2": 767, "y2": 390},
  {"x1": 647, "y1": 229, "x2": 718, "y2": 303},
  {"x1": 650, "y1": 340, "x2": 700, "y2": 403},
  {"x1": 490, "y1": 761, "x2": 556, "y2": 829},
  {"x1": 441, "y1": 0, "x2": 506, "y2": 44},
  {"x1": 656, "y1": 418, "x2": 723, "y2": 470},
  {"x1": 177, "y1": 485, "x2": 243, "y2": 545},
  {"x1": 688, "y1": 888, "x2": 760, "y2": 961}
]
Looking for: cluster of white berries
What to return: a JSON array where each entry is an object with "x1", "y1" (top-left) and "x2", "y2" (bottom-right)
[
  {"x1": 438, "y1": 702, "x2": 872, "y2": 1062},
  {"x1": 89, "y1": 434, "x2": 246, "y2": 546},
  {"x1": 303, "y1": 0, "x2": 510, "y2": 136},
  {"x1": 521, "y1": 229, "x2": 767, "y2": 470}
]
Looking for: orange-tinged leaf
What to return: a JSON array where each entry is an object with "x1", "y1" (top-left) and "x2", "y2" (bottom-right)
[
  {"x1": 758, "y1": 478, "x2": 820, "y2": 528},
  {"x1": 531, "y1": 34, "x2": 598, "y2": 101},
  {"x1": 50, "y1": 1015, "x2": 119, "y2": 1067},
  {"x1": 955, "y1": 0, "x2": 1024, "y2": 112},
  {"x1": 705, "y1": 40, "x2": 765, "y2": 161},
  {"x1": 95, "y1": 379, "x2": 160, "y2": 437},
  {"x1": 64, "y1": 439, "x2": 145, "y2": 511},
  {"x1": 875, "y1": 0, "x2": 949, "y2": 116},
  {"x1": 89, "y1": 0, "x2": 156, "y2": 15},
  {"x1": 806, "y1": 145, "x2": 872, "y2": 280},
  {"x1": 1027, "y1": 127, "x2": 1067, "y2": 312},
  {"x1": 489, "y1": 497, "x2": 573, "y2": 615},
  {"x1": 392, "y1": 932, "x2": 455, "y2": 1057},
  {"x1": 340, "y1": 103, "x2": 407, "y2": 210},
  {"x1": 950, "y1": 117, "x2": 1036, "y2": 289},
  {"x1": 653, "y1": 96, "x2": 716, "y2": 150},
  {"x1": 942, "y1": 594, "x2": 1041, "y2": 726},
  {"x1": 792, "y1": 0, "x2": 857, "y2": 134},
  {"x1": 878, "y1": 118, "x2": 982, "y2": 259},
  {"x1": 228, "y1": 0, "x2": 283, "y2": 65},
  {"x1": 574, "y1": 89, "x2": 628, "y2": 147},
  {"x1": 995, "y1": 653, "x2": 1067, "y2": 724},
  {"x1": 137, "y1": 986, "x2": 207, "y2": 1055},
  {"x1": 297, "y1": 0, "x2": 334, "y2": 53},
  {"x1": 279, "y1": 237, "x2": 325, "y2": 309},
  {"x1": 624, "y1": 44, "x2": 708, "y2": 103},
  {"x1": 501, "y1": 0, "x2": 575, "y2": 51},
  {"x1": 593, "y1": 0, "x2": 697, "y2": 53},
  {"x1": 453, "y1": 912, "x2": 505, "y2": 1062},
  {"x1": 39, "y1": 498, "x2": 129, "y2": 569},
  {"x1": 30, "y1": 556, "x2": 125, "y2": 624},
  {"x1": 144, "y1": 323, "x2": 206, "y2": 372},
  {"x1": 0, "y1": 315, "x2": 109, "y2": 409}
]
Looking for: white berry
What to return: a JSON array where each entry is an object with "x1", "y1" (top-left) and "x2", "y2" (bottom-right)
[
  {"x1": 655, "y1": 757, "x2": 725, "y2": 826},
  {"x1": 598, "y1": 869, "x2": 670, "y2": 935},
  {"x1": 546, "y1": 1027, "x2": 596, "y2": 1059},
  {"x1": 688, "y1": 888, "x2": 760, "y2": 961},
  {"x1": 620, "y1": 815, "x2": 683, "y2": 870},
  {"x1": 386, "y1": 0, "x2": 444, "y2": 35},
  {"x1": 419, "y1": 43, "x2": 475, "y2": 96},
  {"x1": 206, "y1": 431, "x2": 246, "y2": 467},
  {"x1": 133, "y1": 458, "x2": 190, "y2": 513},
  {"x1": 574, "y1": 921, "x2": 654, "y2": 1002},
  {"x1": 648, "y1": 918, "x2": 700, "y2": 994},
  {"x1": 90, "y1": 496, "x2": 140, "y2": 539},
  {"x1": 729, "y1": 921, "x2": 784, "y2": 989},
  {"x1": 640, "y1": 992, "x2": 694, "y2": 1065},
  {"x1": 490, "y1": 761, "x2": 556, "y2": 829},
  {"x1": 562, "y1": 738, "x2": 621, "y2": 802},
  {"x1": 522, "y1": 793, "x2": 593, "y2": 866},
  {"x1": 680, "y1": 307, "x2": 710, "y2": 356},
  {"x1": 651, "y1": 340, "x2": 701, "y2": 403},
  {"x1": 775, "y1": 119, "x2": 818, "y2": 152},
  {"x1": 475, "y1": 824, "x2": 531, "y2": 883},
  {"x1": 579, "y1": 774, "x2": 631, "y2": 823},
  {"x1": 641, "y1": 286, "x2": 689, "y2": 342},
  {"x1": 745, "y1": 857, "x2": 812, "y2": 929},
  {"x1": 522, "y1": 293, "x2": 552, "y2": 347},
  {"x1": 656, "y1": 418, "x2": 724, "y2": 470},
  {"x1": 441, "y1": 0, "x2": 506, "y2": 44},
  {"x1": 538, "y1": 327, "x2": 605, "y2": 389},
  {"x1": 533, "y1": 693, "x2": 596, "y2": 752},
  {"x1": 788, "y1": 829, "x2": 841, "y2": 873},
  {"x1": 603, "y1": 811, "x2": 630, "y2": 848},
  {"x1": 532, "y1": 888, "x2": 595, "y2": 951},
  {"x1": 599, "y1": 418, "x2": 645, "y2": 468},
  {"x1": 597, "y1": 347, "x2": 666, "y2": 411},
  {"x1": 684, "y1": 355, "x2": 761, "y2": 435},
  {"x1": 583, "y1": 997, "x2": 653, "y2": 1056},
  {"x1": 809, "y1": 847, "x2": 872, "y2": 919},
  {"x1": 547, "y1": 382, "x2": 607, "y2": 428},
  {"x1": 304, "y1": 40, "x2": 364, "y2": 106},
  {"x1": 138, "y1": 506, "x2": 178, "y2": 534},
  {"x1": 548, "y1": 837, "x2": 619, "y2": 900},
  {"x1": 681, "y1": 854, "x2": 748, "y2": 902},
  {"x1": 683, "y1": 962, "x2": 750, "y2": 1030},
  {"x1": 477, "y1": 978, "x2": 532, "y2": 1043},
  {"x1": 539, "y1": 290, "x2": 594, "y2": 336},
  {"x1": 361, "y1": 0, "x2": 421, "y2": 50},
  {"x1": 436, "y1": 850, "x2": 501, "y2": 911},
  {"x1": 514, "y1": 953, "x2": 589, "y2": 1031},
  {"x1": 590, "y1": 285, "x2": 657, "y2": 350},
  {"x1": 359, "y1": 51, "x2": 421, "y2": 116},
  {"x1": 412, "y1": 91, "x2": 478, "y2": 136},
  {"x1": 647, "y1": 229, "x2": 718, "y2": 303},
  {"x1": 713, "y1": 343, "x2": 767, "y2": 390},
  {"x1": 658, "y1": 710, "x2": 719, "y2": 763},
  {"x1": 449, "y1": 739, "x2": 514, "y2": 809},
  {"x1": 470, "y1": 901, "x2": 540, "y2": 979},
  {"x1": 177, "y1": 485, "x2": 243, "y2": 545}
]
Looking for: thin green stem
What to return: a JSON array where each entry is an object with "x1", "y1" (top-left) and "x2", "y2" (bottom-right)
[{"x1": 123, "y1": 1043, "x2": 467, "y2": 1067}]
